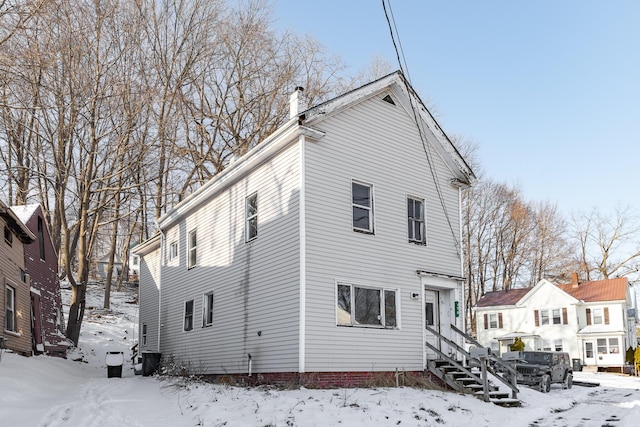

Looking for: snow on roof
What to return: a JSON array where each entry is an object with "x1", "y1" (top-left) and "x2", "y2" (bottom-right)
[{"x1": 10, "y1": 203, "x2": 40, "y2": 223}]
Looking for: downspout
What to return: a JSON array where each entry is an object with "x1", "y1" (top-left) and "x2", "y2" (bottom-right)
[
  {"x1": 157, "y1": 223, "x2": 165, "y2": 355},
  {"x1": 298, "y1": 134, "x2": 307, "y2": 374}
]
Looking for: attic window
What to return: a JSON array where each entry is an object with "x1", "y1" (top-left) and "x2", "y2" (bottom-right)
[{"x1": 382, "y1": 94, "x2": 395, "y2": 105}]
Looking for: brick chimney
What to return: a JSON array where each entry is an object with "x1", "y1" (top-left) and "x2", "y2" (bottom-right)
[
  {"x1": 571, "y1": 272, "x2": 579, "y2": 288},
  {"x1": 289, "y1": 86, "x2": 306, "y2": 119}
]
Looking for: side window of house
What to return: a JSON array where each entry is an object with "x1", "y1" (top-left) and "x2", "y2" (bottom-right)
[
  {"x1": 184, "y1": 300, "x2": 194, "y2": 331},
  {"x1": 4, "y1": 225, "x2": 12, "y2": 246},
  {"x1": 245, "y1": 193, "x2": 258, "y2": 242},
  {"x1": 534, "y1": 308, "x2": 568, "y2": 326},
  {"x1": 203, "y1": 292, "x2": 214, "y2": 327},
  {"x1": 5, "y1": 285, "x2": 16, "y2": 332},
  {"x1": 142, "y1": 323, "x2": 147, "y2": 345},
  {"x1": 352, "y1": 181, "x2": 374, "y2": 233},
  {"x1": 483, "y1": 312, "x2": 503, "y2": 329},
  {"x1": 407, "y1": 196, "x2": 425, "y2": 244},
  {"x1": 337, "y1": 282, "x2": 397, "y2": 328},
  {"x1": 586, "y1": 307, "x2": 609, "y2": 326},
  {"x1": 187, "y1": 230, "x2": 197, "y2": 269},
  {"x1": 169, "y1": 241, "x2": 178, "y2": 261},
  {"x1": 37, "y1": 216, "x2": 45, "y2": 260}
]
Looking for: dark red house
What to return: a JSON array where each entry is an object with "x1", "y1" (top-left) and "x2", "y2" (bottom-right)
[{"x1": 11, "y1": 204, "x2": 67, "y2": 357}]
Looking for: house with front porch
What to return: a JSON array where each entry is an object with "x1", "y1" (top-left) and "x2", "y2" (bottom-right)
[
  {"x1": 134, "y1": 71, "x2": 476, "y2": 386},
  {"x1": 474, "y1": 274, "x2": 637, "y2": 370}
]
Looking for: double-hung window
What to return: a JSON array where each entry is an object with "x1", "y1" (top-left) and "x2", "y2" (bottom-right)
[
  {"x1": 407, "y1": 196, "x2": 425, "y2": 244},
  {"x1": 352, "y1": 181, "x2": 373, "y2": 233},
  {"x1": 337, "y1": 282, "x2": 397, "y2": 328},
  {"x1": 187, "y1": 230, "x2": 197, "y2": 269},
  {"x1": 5, "y1": 285, "x2": 16, "y2": 332},
  {"x1": 184, "y1": 300, "x2": 194, "y2": 331},
  {"x1": 203, "y1": 292, "x2": 214, "y2": 327},
  {"x1": 246, "y1": 193, "x2": 258, "y2": 241},
  {"x1": 169, "y1": 241, "x2": 178, "y2": 261},
  {"x1": 142, "y1": 324, "x2": 147, "y2": 345}
]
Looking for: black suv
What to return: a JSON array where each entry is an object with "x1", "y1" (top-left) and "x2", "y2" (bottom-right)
[{"x1": 506, "y1": 351, "x2": 573, "y2": 393}]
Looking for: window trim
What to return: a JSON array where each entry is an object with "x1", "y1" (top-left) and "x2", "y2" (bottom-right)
[
  {"x1": 183, "y1": 300, "x2": 194, "y2": 331},
  {"x1": 4, "y1": 225, "x2": 12, "y2": 246},
  {"x1": 351, "y1": 181, "x2": 374, "y2": 234},
  {"x1": 5, "y1": 284, "x2": 16, "y2": 332},
  {"x1": 336, "y1": 281, "x2": 398, "y2": 329},
  {"x1": 202, "y1": 291, "x2": 214, "y2": 327},
  {"x1": 407, "y1": 195, "x2": 426, "y2": 244},
  {"x1": 169, "y1": 241, "x2": 178, "y2": 261},
  {"x1": 187, "y1": 230, "x2": 197, "y2": 269},
  {"x1": 245, "y1": 193, "x2": 258, "y2": 242}
]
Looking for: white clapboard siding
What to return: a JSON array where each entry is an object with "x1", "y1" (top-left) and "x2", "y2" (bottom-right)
[
  {"x1": 303, "y1": 93, "x2": 462, "y2": 371},
  {"x1": 158, "y1": 143, "x2": 301, "y2": 374},
  {"x1": 137, "y1": 236, "x2": 161, "y2": 354}
]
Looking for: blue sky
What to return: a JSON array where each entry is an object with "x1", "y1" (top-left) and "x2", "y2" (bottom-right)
[{"x1": 273, "y1": 0, "x2": 640, "y2": 218}]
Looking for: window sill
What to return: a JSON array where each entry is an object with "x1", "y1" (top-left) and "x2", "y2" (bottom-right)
[
  {"x1": 4, "y1": 330, "x2": 21, "y2": 337},
  {"x1": 409, "y1": 240, "x2": 426, "y2": 246},
  {"x1": 352, "y1": 228, "x2": 374, "y2": 235},
  {"x1": 337, "y1": 324, "x2": 396, "y2": 330}
]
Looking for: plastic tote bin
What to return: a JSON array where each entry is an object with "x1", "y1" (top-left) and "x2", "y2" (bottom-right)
[
  {"x1": 106, "y1": 351, "x2": 125, "y2": 378},
  {"x1": 142, "y1": 352, "x2": 162, "y2": 376}
]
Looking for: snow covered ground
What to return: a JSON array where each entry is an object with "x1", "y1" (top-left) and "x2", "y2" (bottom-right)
[{"x1": 1, "y1": 283, "x2": 639, "y2": 426}]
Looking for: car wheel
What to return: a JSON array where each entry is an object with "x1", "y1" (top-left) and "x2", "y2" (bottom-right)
[
  {"x1": 540, "y1": 374, "x2": 551, "y2": 393},
  {"x1": 563, "y1": 372, "x2": 573, "y2": 389}
]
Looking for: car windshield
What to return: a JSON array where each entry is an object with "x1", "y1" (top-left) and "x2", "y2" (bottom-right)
[{"x1": 522, "y1": 352, "x2": 552, "y2": 364}]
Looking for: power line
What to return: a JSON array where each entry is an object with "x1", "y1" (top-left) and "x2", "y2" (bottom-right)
[{"x1": 381, "y1": 0, "x2": 461, "y2": 256}]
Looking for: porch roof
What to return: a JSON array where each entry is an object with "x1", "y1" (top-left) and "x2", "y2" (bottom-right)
[{"x1": 576, "y1": 325, "x2": 625, "y2": 335}]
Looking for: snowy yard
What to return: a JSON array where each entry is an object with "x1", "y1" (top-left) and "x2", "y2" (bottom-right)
[{"x1": 1, "y1": 283, "x2": 639, "y2": 426}]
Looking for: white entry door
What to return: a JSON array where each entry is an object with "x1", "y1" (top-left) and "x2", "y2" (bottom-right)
[
  {"x1": 425, "y1": 289, "x2": 440, "y2": 359},
  {"x1": 584, "y1": 341, "x2": 595, "y2": 366}
]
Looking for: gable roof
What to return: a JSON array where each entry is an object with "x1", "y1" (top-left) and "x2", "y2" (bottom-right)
[
  {"x1": 557, "y1": 277, "x2": 628, "y2": 302},
  {"x1": 0, "y1": 200, "x2": 35, "y2": 243},
  {"x1": 300, "y1": 71, "x2": 475, "y2": 186},
  {"x1": 475, "y1": 277, "x2": 629, "y2": 309},
  {"x1": 157, "y1": 71, "x2": 476, "y2": 230},
  {"x1": 475, "y1": 287, "x2": 533, "y2": 308},
  {"x1": 10, "y1": 204, "x2": 40, "y2": 223}
]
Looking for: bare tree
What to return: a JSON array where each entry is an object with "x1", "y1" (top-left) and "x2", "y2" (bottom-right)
[{"x1": 571, "y1": 206, "x2": 640, "y2": 281}]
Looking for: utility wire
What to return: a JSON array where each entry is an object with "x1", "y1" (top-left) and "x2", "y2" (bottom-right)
[{"x1": 381, "y1": 0, "x2": 461, "y2": 256}]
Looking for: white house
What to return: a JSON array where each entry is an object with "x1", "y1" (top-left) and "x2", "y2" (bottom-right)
[
  {"x1": 134, "y1": 71, "x2": 476, "y2": 386},
  {"x1": 474, "y1": 274, "x2": 637, "y2": 371}
]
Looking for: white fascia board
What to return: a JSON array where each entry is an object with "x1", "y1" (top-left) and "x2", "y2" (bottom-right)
[
  {"x1": 157, "y1": 121, "x2": 324, "y2": 231},
  {"x1": 132, "y1": 234, "x2": 161, "y2": 256}
]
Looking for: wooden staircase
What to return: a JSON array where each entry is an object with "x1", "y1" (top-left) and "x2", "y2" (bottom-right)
[{"x1": 425, "y1": 325, "x2": 521, "y2": 407}]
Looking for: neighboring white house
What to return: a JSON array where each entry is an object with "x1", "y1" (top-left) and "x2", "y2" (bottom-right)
[
  {"x1": 474, "y1": 274, "x2": 638, "y2": 371},
  {"x1": 134, "y1": 71, "x2": 476, "y2": 386}
]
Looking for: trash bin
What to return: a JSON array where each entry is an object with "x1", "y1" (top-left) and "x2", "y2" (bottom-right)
[
  {"x1": 142, "y1": 352, "x2": 161, "y2": 376},
  {"x1": 572, "y1": 358, "x2": 582, "y2": 372},
  {"x1": 106, "y1": 351, "x2": 124, "y2": 378}
]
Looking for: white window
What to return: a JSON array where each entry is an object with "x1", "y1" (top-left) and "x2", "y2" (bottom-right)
[
  {"x1": 187, "y1": 230, "x2": 197, "y2": 269},
  {"x1": 203, "y1": 292, "x2": 214, "y2": 327},
  {"x1": 407, "y1": 196, "x2": 425, "y2": 244},
  {"x1": 337, "y1": 283, "x2": 397, "y2": 328},
  {"x1": 552, "y1": 309, "x2": 561, "y2": 325},
  {"x1": 169, "y1": 241, "x2": 178, "y2": 260},
  {"x1": 132, "y1": 255, "x2": 139, "y2": 266},
  {"x1": 597, "y1": 338, "x2": 607, "y2": 354},
  {"x1": 592, "y1": 308, "x2": 603, "y2": 325},
  {"x1": 184, "y1": 300, "x2": 194, "y2": 331},
  {"x1": 608, "y1": 338, "x2": 619, "y2": 354},
  {"x1": 554, "y1": 339, "x2": 563, "y2": 352},
  {"x1": 488, "y1": 313, "x2": 498, "y2": 329},
  {"x1": 352, "y1": 181, "x2": 373, "y2": 233},
  {"x1": 542, "y1": 340, "x2": 552, "y2": 351},
  {"x1": 540, "y1": 309, "x2": 549, "y2": 326},
  {"x1": 5, "y1": 285, "x2": 16, "y2": 332},
  {"x1": 245, "y1": 193, "x2": 258, "y2": 241}
]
